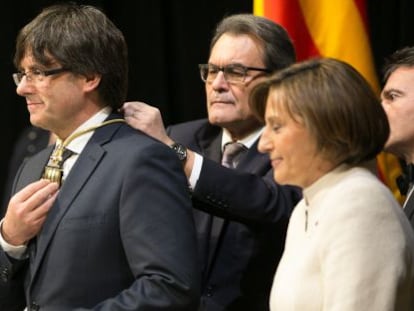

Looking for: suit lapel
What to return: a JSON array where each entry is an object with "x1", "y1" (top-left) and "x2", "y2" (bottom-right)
[
  {"x1": 186, "y1": 123, "x2": 271, "y2": 280},
  {"x1": 17, "y1": 148, "x2": 54, "y2": 281},
  {"x1": 201, "y1": 134, "x2": 269, "y2": 279},
  {"x1": 29, "y1": 117, "x2": 122, "y2": 287},
  {"x1": 14, "y1": 147, "x2": 53, "y2": 193},
  {"x1": 197, "y1": 127, "x2": 222, "y2": 163},
  {"x1": 195, "y1": 128, "x2": 226, "y2": 278},
  {"x1": 237, "y1": 140, "x2": 270, "y2": 173}
]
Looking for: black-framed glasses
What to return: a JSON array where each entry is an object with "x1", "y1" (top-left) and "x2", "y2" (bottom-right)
[
  {"x1": 12, "y1": 67, "x2": 70, "y2": 86},
  {"x1": 199, "y1": 63, "x2": 270, "y2": 84}
]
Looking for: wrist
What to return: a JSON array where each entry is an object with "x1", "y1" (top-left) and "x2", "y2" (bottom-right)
[
  {"x1": 0, "y1": 219, "x2": 25, "y2": 246},
  {"x1": 169, "y1": 142, "x2": 187, "y2": 162}
]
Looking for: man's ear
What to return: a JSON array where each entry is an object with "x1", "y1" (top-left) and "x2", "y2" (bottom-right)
[{"x1": 83, "y1": 74, "x2": 101, "y2": 92}]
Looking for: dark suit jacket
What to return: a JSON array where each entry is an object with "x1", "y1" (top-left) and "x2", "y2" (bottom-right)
[
  {"x1": 396, "y1": 162, "x2": 414, "y2": 229},
  {"x1": 0, "y1": 115, "x2": 200, "y2": 310},
  {"x1": 404, "y1": 193, "x2": 414, "y2": 229},
  {"x1": 167, "y1": 119, "x2": 301, "y2": 311}
]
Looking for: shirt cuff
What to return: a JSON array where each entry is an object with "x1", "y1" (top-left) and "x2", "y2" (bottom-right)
[
  {"x1": 189, "y1": 152, "x2": 203, "y2": 189},
  {"x1": 0, "y1": 219, "x2": 28, "y2": 259}
]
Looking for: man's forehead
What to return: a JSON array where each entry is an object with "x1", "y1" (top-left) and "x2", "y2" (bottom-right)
[
  {"x1": 388, "y1": 66, "x2": 414, "y2": 81},
  {"x1": 385, "y1": 67, "x2": 414, "y2": 87},
  {"x1": 209, "y1": 34, "x2": 264, "y2": 65}
]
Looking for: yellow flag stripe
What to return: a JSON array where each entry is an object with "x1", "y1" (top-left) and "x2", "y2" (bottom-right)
[
  {"x1": 298, "y1": 0, "x2": 379, "y2": 92},
  {"x1": 253, "y1": 0, "x2": 264, "y2": 16}
]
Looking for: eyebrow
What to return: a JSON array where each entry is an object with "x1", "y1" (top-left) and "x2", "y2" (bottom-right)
[
  {"x1": 266, "y1": 115, "x2": 281, "y2": 123},
  {"x1": 209, "y1": 62, "x2": 249, "y2": 67},
  {"x1": 382, "y1": 88, "x2": 404, "y2": 97}
]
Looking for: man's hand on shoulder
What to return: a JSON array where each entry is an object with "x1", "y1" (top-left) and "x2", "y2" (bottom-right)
[{"x1": 122, "y1": 101, "x2": 174, "y2": 145}]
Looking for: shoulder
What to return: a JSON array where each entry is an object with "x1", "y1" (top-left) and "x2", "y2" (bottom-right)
[
  {"x1": 113, "y1": 123, "x2": 172, "y2": 153},
  {"x1": 327, "y1": 167, "x2": 396, "y2": 204},
  {"x1": 324, "y1": 168, "x2": 414, "y2": 237},
  {"x1": 310, "y1": 167, "x2": 404, "y2": 227},
  {"x1": 168, "y1": 118, "x2": 210, "y2": 132},
  {"x1": 167, "y1": 119, "x2": 221, "y2": 144}
]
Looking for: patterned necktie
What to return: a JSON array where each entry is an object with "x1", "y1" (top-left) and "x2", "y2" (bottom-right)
[
  {"x1": 43, "y1": 145, "x2": 74, "y2": 187},
  {"x1": 221, "y1": 142, "x2": 247, "y2": 169}
]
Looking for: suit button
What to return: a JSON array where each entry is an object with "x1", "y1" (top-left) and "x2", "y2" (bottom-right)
[
  {"x1": 0, "y1": 267, "x2": 9, "y2": 282},
  {"x1": 205, "y1": 285, "x2": 214, "y2": 297},
  {"x1": 30, "y1": 301, "x2": 40, "y2": 311}
]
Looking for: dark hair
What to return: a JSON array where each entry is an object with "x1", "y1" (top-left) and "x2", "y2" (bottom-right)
[
  {"x1": 383, "y1": 46, "x2": 414, "y2": 83},
  {"x1": 250, "y1": 58, "x2": 390, "y2": 165},
  {"x1": 14, "y1": 3, "x2": 128, "y2": 110},
  {"x1": 210, "y1": 14, "x2": 296, "y2": 71}
]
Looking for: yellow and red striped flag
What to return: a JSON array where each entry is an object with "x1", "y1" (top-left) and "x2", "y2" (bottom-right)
[{"x1": 254, "y1": 0, "x2": 404, "y2": 203}]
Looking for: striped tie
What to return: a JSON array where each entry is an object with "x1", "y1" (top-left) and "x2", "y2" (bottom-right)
[{"x1": 221, "y1": 142, "x2": 247, "y2": 169}]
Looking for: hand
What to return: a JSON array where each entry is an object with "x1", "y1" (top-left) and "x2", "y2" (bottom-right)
[
  {"x1": 121, "y1": 101, "x2": 174, "y2": 145},
  {"x1": 122, "y1": 101, "x2": 195, "y2": 178},
  {"x1": 2, "y1": 179, "x2": 59, "y2": 245}
]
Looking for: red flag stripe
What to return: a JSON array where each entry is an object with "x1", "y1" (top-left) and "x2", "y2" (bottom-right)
[{"x1": 263, "y1": 0, "x2": 320, "y2": 60}]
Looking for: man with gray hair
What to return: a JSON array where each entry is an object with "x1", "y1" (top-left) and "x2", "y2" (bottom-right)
[{"x1": 123, "y1": 14, "x2": 301, "y2": 311}]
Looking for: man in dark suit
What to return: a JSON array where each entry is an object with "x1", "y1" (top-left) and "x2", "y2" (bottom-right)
[
  {"x1": 122, "y1": 14, "x2": 301, "y2": 311},
  {"x1": 382, "y1": 46, "x2": 414, "y2": 229},
  {"x1": 0, "y1": 3, "x2": 200, "y2": 310}
]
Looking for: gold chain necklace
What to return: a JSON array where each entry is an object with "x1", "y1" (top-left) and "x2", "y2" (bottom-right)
[{"x1": 42, "y1": 118, "x2": 125, "y2": 185}]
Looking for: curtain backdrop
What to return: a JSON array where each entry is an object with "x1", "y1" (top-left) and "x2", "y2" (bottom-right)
[{"x1": 0, "y1": 0, "x2": 413, "y2": 199}]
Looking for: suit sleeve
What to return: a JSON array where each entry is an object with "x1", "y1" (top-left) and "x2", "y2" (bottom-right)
[
  {"x1": 0, "y1": 249, "x2": 27, "y2": 310},
  {"x1": 191, "y1": 158, "x2": 300, "y2": 224}
]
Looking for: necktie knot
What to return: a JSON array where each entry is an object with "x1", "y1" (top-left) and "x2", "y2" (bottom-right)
[{"x1": 221, "y1": 142, "x2": 247, "y2": 169}]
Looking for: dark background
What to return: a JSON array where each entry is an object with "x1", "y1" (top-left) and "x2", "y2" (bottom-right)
[{"x1": 0, "y1": 0, "x2": 413, "y2": 196}]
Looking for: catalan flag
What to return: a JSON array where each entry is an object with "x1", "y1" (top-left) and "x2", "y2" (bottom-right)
[{"x1": 254, "y1": 0, "x2": 404, "y2": 203}]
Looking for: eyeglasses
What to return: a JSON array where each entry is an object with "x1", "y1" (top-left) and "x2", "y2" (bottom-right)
[
  {"x1": 12, "y1": 67, "x2": 69, "y2": 86},
  {"x1": 199, "y1": 63, "x2": 270, "y2": 84}
]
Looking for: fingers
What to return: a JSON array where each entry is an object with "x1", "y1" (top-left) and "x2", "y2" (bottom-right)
[
  {"x1": 123, "y1": 101, "x2": 149, "y2": 109},
  {"x1": 27, "y1": 192, "x2": 59, "y2": 227},
  {"x1": 122, "y1": 101, "x2": 163, "y2": 120},
  {"x1": 121, "y1": 101, "x2": 150, "y2": 117},
  {"x1": 9, "y1": 180, "x2": 59, "y2": 207},
  {"x1": 7, "y1": 180, "x2": 59, "y2": 224},
  {"x1": 121, "y1": 101, "x2": 172, "y2": 144},
  {"x1": 3, "y1": 180, "x2": 60, "y2": 244},
  {"x1": 25, "y1": 184, "x2": 59, "y2": 217}
]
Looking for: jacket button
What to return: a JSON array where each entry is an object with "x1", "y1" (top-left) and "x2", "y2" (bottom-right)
[
  {"x1": 30, "y1": 301, "x2": 40, "y2": 311},
  {"x1": 205, "y1": 285, "x2": 214, "y2": 297},
  {"x1": 0, "y1": 267, "x2": 9, "y2": 282}
]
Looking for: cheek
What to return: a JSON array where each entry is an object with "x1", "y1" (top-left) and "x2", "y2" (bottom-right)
[
  {"x1": 281, "y1": 138, "x2": 311, "y2": 170},
  {"x1": 205, "y1": 84, "x2": 212, "y2": 99},
  {"x1": 387, "y1": 108, "x2": 410, "y2": 133},
  {"x1": 273, "y1": 157, "x2": 296, "y2": 185}
]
